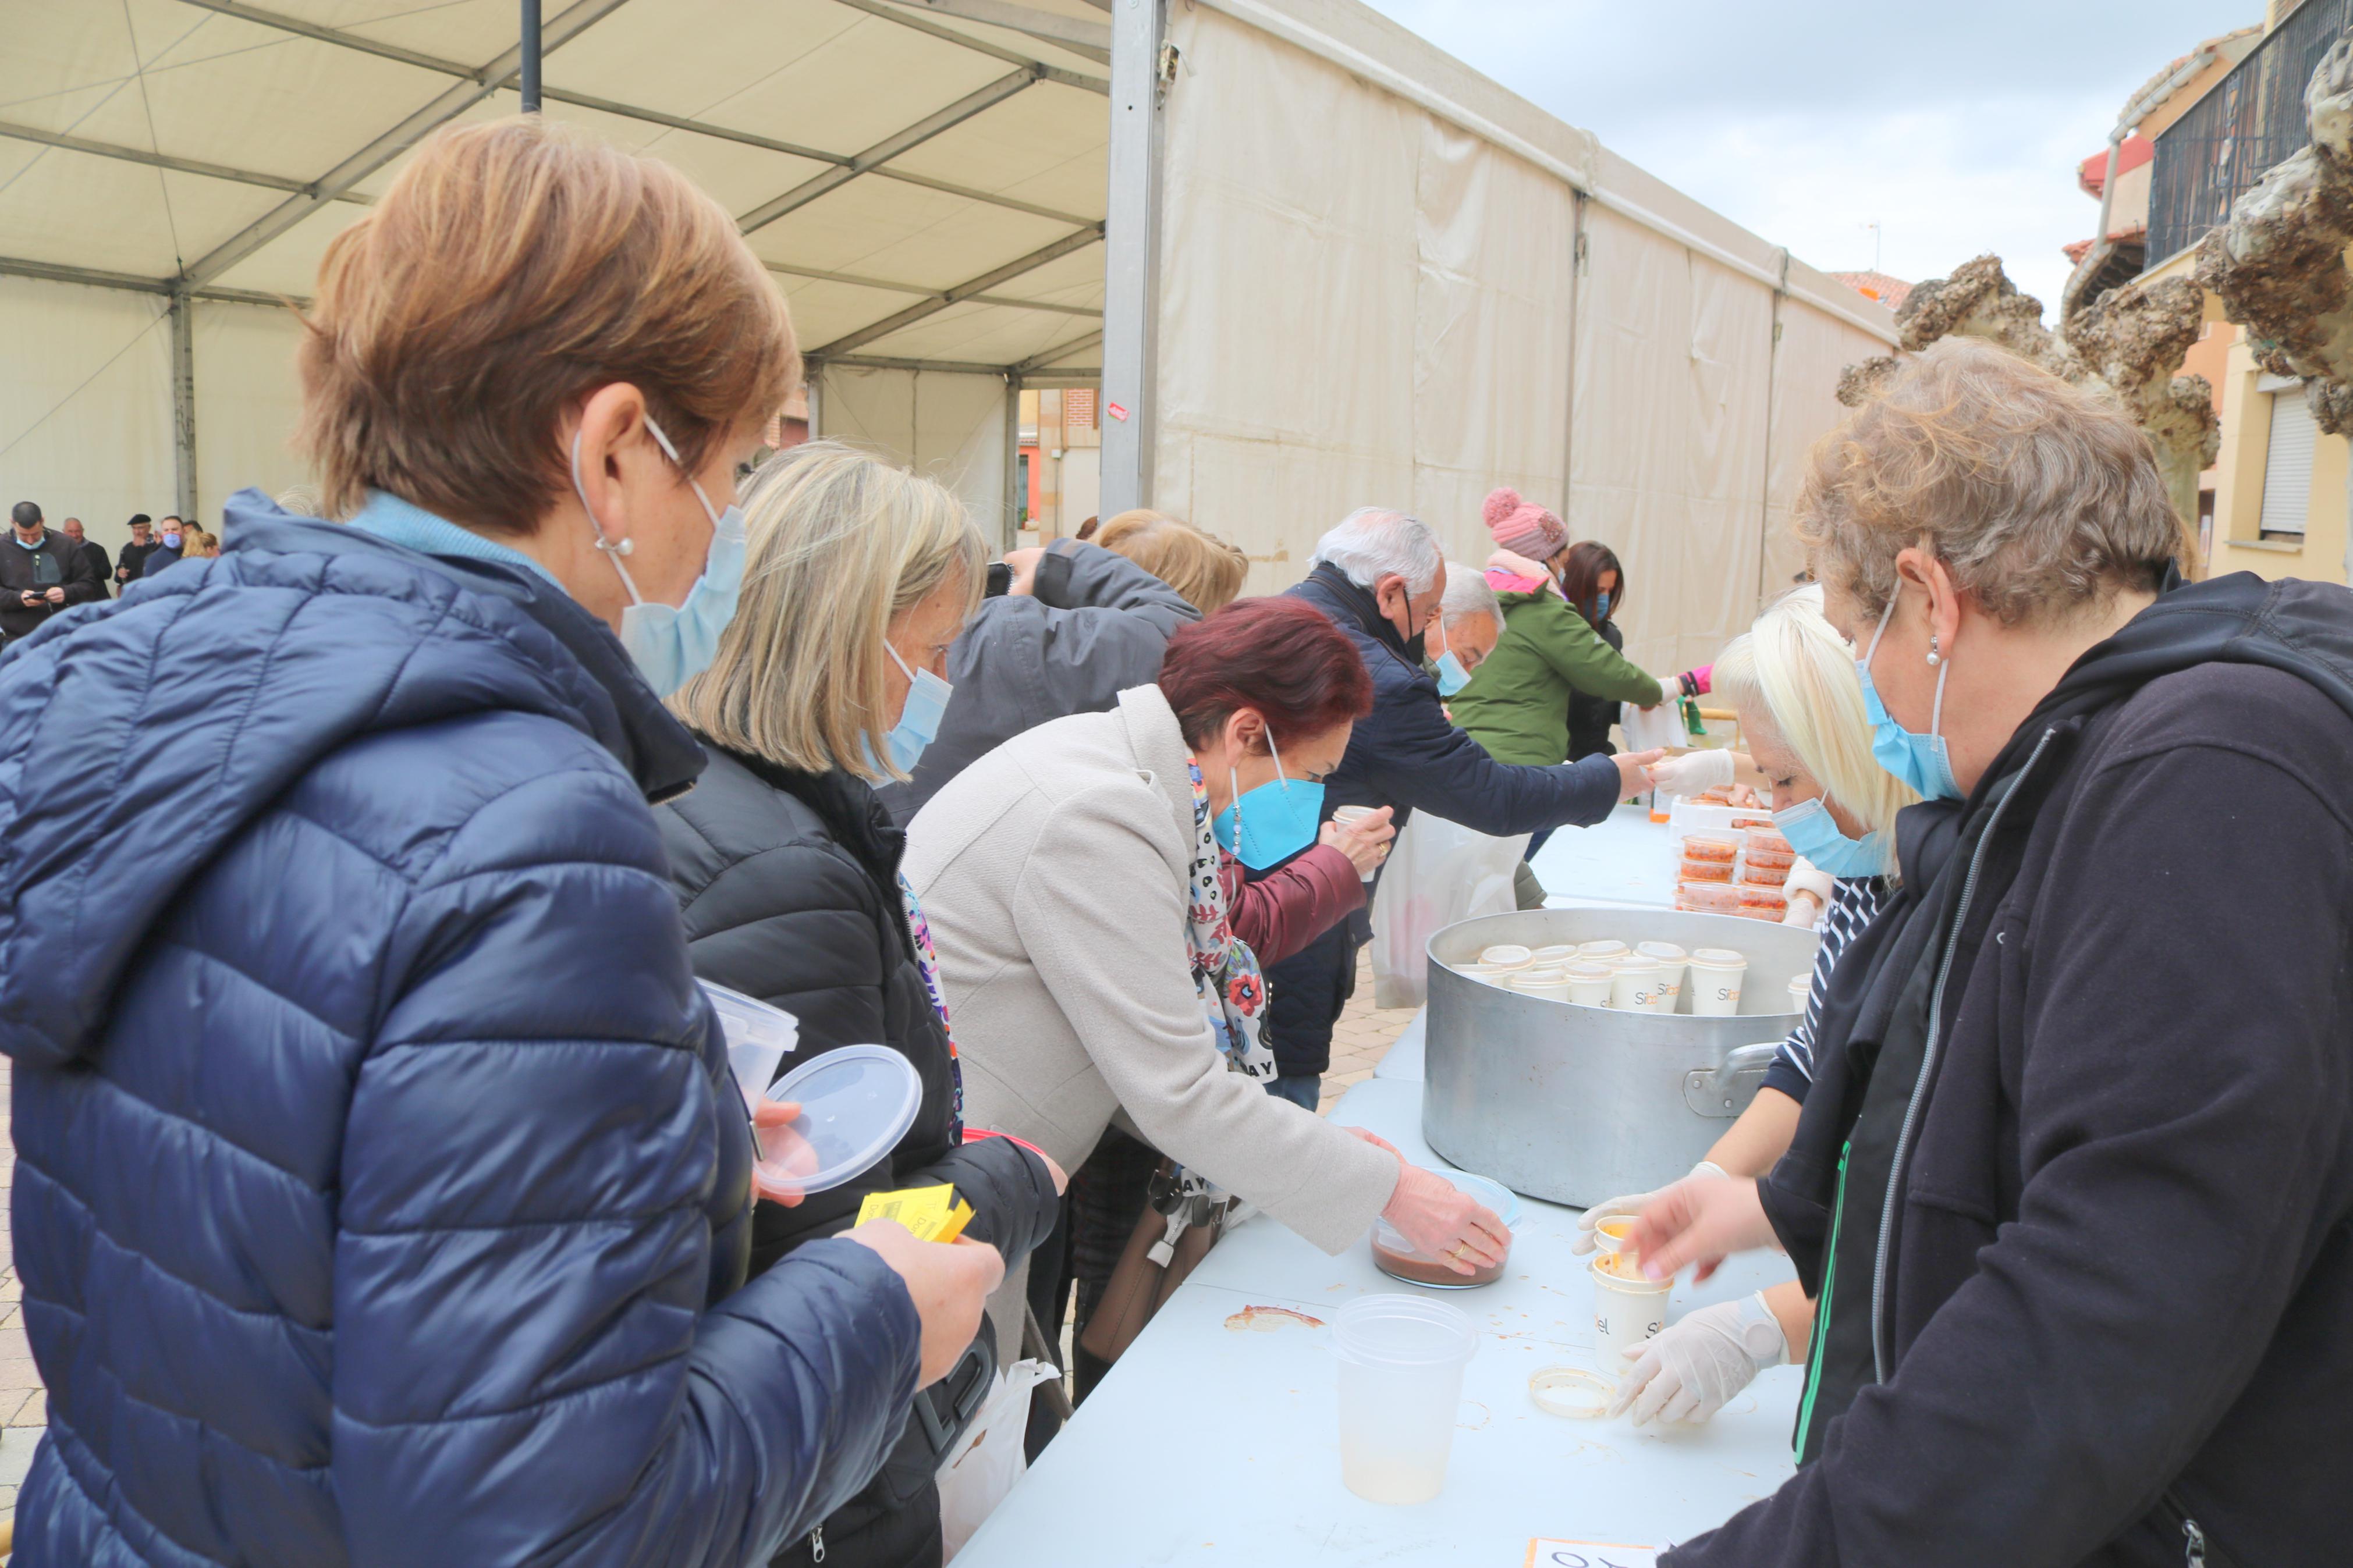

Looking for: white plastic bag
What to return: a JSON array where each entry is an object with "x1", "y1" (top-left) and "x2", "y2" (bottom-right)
[
  {"x1": 1619, "y1": 701, "x2": 1688, "y2": 755},
  {"x1": 937, "y1": 1358, "x2": 1060, "y2": 1561},
  {"x1": 1367, "y1": 812, "x2": 1531, "y2": 1008}
]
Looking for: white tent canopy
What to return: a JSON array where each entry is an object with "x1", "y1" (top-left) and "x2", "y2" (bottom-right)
[{"x1": 1, "y1": 0, "x2": 1892, "y2": 669}]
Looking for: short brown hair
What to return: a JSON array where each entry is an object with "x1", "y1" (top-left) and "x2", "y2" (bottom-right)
[
  {"x1": 1795, "y1": 338, "x2": 2182, "y2": 626},
  {"x1": 1095, "y1": 510, "x2": 1249, "y2": 614},
  {"x1": 298, "y1": 116, "x2": 796, "y2": 532}
]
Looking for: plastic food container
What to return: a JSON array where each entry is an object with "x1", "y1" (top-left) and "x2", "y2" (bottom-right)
[
  {"x1": 1743, "y1": 827, "x2": 1794, "y2": 861},
  {"x1": 1371, "y1": 1169, "x2": 1519, "y2": 1289},
  {"x1": 1739, "y1": 859, "x2": 1791, "y2": 887},
  {"x1": 1609, "y1": 954, "x2": 1664, "y2": 1012},
  {"x1": 1590, "y1": 1251, "x2": 1671, "y2": 1364},
  {"x1": 1674, "y1": 881, "x2": 1741, "y2": 915},
  {"x1": 1678, "y1": 855, "x2": 1735, "y2": 884},
  {"x1": 1682, "y1": 831, "x2": 1738, "y2": 864},
  {"x1": 1737, "y1": 884, "x2": 1790, "y2": 920},
  {"x1": 703, "y1": 982, "x2": 799, "y2": 1115},
  {"x1": 1634, "y1": 941, "x2": 1687, "y2": 1013},
  {"x1": 1563, "y1": 962, "x2": 1614, "y2": 1007},
  {"x1": 1685, "y1": 948, "x2": 1748, "y2": 1015},
  {"x1": 1576, "y1": 939, "x2": 1630, "y2": 966},
  {"x1": 1333, "y1": 1295, "x2": 1480, "y2": 1505},
  {"x1": 1479, "y1": 944, "x2": 1535, "y2": 970},
  {"x1": 755, "y1": 1044, "x2": 923, "y2": 1196}
]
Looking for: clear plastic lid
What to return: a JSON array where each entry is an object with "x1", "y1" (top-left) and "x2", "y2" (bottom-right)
[{"x1": 757, "y1": 1044, "x2": 924, "y2": 1196}]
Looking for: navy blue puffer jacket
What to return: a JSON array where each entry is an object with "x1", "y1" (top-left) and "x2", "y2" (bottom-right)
[{"x1": 0, "y1": 492, "x2": 924, "y2": 1566}]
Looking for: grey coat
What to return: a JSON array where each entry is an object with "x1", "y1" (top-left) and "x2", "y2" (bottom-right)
[{"x1": 877, "y1": 539, "x2": 1197, "y2": 824}]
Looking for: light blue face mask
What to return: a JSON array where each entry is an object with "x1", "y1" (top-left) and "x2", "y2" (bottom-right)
[
  {"x1": 875, "y1": 641, "x2": 952, "y2": 774},
  {"x1": 1593, "y1": 590, "x2": 1611, "y2": 619},
  {"x1": 1774, "y1": 796, "x2": 1889, "y2": 879},
  {"x1": 1212, "y1": 729, "x2": 1325, "y2": 870},
  {"x1": 571, "y1": 416, "x2": 746, "y2": 698},
  {"x1": 1433, "y1": 650, "x2": 1472, "y2": 698},
  {"x1": 1857, "y1": 593, "x2": 1960, "y2": 801}
]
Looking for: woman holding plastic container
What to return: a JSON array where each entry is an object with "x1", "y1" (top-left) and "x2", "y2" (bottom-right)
[
  {"x1": 907, "y1": 598, "x2": 1509, "y2": 1359},
  {"x1": 658, "y1": 442, "x2": 1064, "y2": 1568},
  {"x1": 1571, "y1": 585, "x2": 1914, "y2": 1427},
  {"x1": 1632, "y1": 339, "x2": 2353, "y2": 1565},
  {"x1": 0, "y1": 118, "x2": 997, "y2": 1565}
]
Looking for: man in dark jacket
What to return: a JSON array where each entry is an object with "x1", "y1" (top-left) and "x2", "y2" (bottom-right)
[
  {"x1": 140, "y1": 513, "x2": 187, "y2": 578},
  {"x1": 115, "y1": 513, "x2": 157, "y2": 585},
  {"x1": 59, "y1": 518, "x2": 111, "y2": 600},
  {"x1": 876, "y1": 537, "x2": 1198, "y2": 824},
  {"x1": 1, "y1": 500, "x2": 102, "y2": 641},
  {"x1": 1640, "y1": 340, "x2": 2353, "y2": 1566},
  {"x1": 1267, "y1": 507, "x2": 1659, "y2": 1096}
]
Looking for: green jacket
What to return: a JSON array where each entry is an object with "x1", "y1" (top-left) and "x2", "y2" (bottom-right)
[{"x1": 1448, "y1": 585, "x2": 1665, "y2": 765}]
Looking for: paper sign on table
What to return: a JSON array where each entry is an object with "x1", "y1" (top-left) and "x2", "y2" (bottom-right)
[
  {"x1": 856, "y1": 1183, "x2": 974, "y2": 1243},
  {"x1": 1525, "y1": 1541, "x2": 1664, "y2": 1568}
]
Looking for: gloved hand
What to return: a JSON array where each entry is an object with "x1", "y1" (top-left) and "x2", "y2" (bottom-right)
[
  {"x1": 1783, "y1": 857, "x2": 1835, "y2": 928},
  {"x1": 1570, "y1": 1161, "x2": 1727, "y2": 1255},
  {"x1": 1610, "y1": 1291, "x2": 1787, "y2": 1426},
  {"x1": 1645, "y1": 748, "x2": 1735, "y2": 796}
]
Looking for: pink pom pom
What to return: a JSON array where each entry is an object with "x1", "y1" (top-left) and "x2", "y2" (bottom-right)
[{"x1": 1481, "y1": 487, "x2": 1522, "y2": 528}]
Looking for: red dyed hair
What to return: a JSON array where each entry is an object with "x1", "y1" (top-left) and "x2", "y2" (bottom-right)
[{"x1": 1160, "y1": 597, "x2": 1374, "y2": 752}]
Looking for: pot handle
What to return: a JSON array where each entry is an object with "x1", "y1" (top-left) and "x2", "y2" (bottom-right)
[{"x1": 1681, "y1": 1041, "x2": 1780, "y2": 1119}]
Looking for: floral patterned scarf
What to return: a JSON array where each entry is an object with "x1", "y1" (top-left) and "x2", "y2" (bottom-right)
[
  {"x1": 897, "y1": 873, "x2": 964, "y2": 1141},
  {"x1": 1182, "y1": 757, "x2": 1279, "y2": 1083}
]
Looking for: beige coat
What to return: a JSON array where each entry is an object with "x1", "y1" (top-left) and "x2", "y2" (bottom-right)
[{"x1": 905, "y1": 685, "x2": 1399, "y2": 1330}]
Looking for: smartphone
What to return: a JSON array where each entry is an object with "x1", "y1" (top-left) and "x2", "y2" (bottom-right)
[{"x1": 985, "y1": 561, "x2": 1012, "y2": 598}]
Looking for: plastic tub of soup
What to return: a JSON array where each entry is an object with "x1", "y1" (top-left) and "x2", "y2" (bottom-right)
[
  {"x1": 1678, "y1": 855, "x2": 1735, "y2": 884},
  {"x1": 1742, "y1": 827, "x2": 1794, "y2": 863},
  {"x1": 1736, "y1": 884, "x2": 1789, "y2": 920},
  {"x1": 1739, "y1": 859, "x2": 1791, "y2": 888},
  {"x1": 1675, "y1": 881, "x2": 1742, "y2": 915},
  {"x1": 1682, "y1": 831, "x2": 1738, "y2": 865},
  {"x1": 1372, "y1": 1169, "x2": 1520, "y2": 1289}
]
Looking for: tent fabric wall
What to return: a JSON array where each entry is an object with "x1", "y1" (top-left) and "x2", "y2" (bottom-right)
[
  {"x1": 812, "y1": 364, "x2": 1011, "y2": 541},
  {"x1": 0, "y1": 276, "x2": 175, "y2": 559},
  {"x1": 1154, "y1": 1, "x2": 1896, "y2": 673},
  {"x1": 193, "y1": 300, "x2": 313, "y2": 523}
]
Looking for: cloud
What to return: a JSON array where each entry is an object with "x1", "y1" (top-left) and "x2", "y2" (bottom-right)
[{"x1": 1359, "y1": 1, "x2": 2261, "y2": 319}]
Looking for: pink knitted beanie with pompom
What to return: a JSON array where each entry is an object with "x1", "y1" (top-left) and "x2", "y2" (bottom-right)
[{"x1": 1481, "y1": 486, "x2": 1567, "y2": 561}]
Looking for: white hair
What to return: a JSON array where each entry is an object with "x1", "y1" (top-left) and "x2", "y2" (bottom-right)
[
  {"x1": 1311, "y1": 507, "x2": 1443, "y2": 595},
  {"x1": 1438, "y1": 562, "x2": 1499, "y2": 631}
]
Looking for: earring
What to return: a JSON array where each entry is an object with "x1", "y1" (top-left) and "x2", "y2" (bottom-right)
[{"x1": 1926, "y1": 634, "x2": 1941, "y2": 667}]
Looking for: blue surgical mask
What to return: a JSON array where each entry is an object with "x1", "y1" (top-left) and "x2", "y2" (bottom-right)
[
  {"x1": 1593, "y1": 591, "x2": 1611, "y2": 619},
  {"x1": 161, "y1": 532, "x2": 182, "y2": 550},
  {"x1": 1212, "y1": 730, "x2": 1324, "y2": 870},
  {"x1": 875, "y1": 642, "x2": 952, "y2": 774},
  {"x1": 1433, "y1": 650, "x2": 1472, "y2": 697},
  {"x1": 1856, "y1": 594, "x2": 1958, "y2": 801},
  {"x1": 1774, "y1": 797, "x2": 1889, "y2": 879},
  {"x1": 570, "y1": 416, "x2": 745, "y2": 697}
]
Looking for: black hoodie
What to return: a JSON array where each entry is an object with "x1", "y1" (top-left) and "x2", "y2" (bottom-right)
[{"x1": 1673, "y1": 572, "x2": 2353, "y2": 1568}]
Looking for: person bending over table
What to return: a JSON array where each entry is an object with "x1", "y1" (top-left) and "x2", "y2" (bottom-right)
[
  {"x1": 1632, "y1": 337, "x2": 2353, "y2": 1566},
  {"x1": 1571, "y1": 584, "x2": 1916, "y2": 1427},
  {"x1": 907, "y1": 596, "x2": 1507, "y2": 1362}
]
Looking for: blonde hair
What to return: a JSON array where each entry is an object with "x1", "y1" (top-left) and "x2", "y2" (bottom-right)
[
  {"x1": 1095, "y1": 510, "x2": 1249, "y2": 613},
  {"x1": 182, "y1": 527, "x2": 221, "y2": 559},
  {"x1": 671, "y1": 442, "x2": 983, "y2": 781},
  {"x1": 299, "y1": 115, "x2": 797, "y2": 534},
  {"x1": 1712, "y1": 586, "x2": 1916, "y2": 875},
  {"x1": 1795, "y1": 337, "x2": 2182, "y2": 627}
]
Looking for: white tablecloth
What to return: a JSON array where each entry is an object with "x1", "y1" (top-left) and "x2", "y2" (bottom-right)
[{"x1": 954, "y1": 1078, "x2": 1800, "y2": 1567}]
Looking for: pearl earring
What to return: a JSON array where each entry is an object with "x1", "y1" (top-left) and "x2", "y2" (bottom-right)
[{"x1": 1926, "y1": 634, "x2": 1941, "y2": 667}]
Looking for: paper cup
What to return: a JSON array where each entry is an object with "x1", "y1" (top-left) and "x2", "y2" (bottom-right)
[
  {"x1": 1530, "y1": 944, "x2": 1578, "y2": 965},
  {"x1": 1576, "y1": 939, "x2": 1629, "y2": 966},
  {"x1": 1590, "y1": 1253, "x2": 1670, "y2": 1364},
  {"x1": 1479, "y1": 944, "x2": 1535, "y2": 970},
  {"x1": 1506, "y1": 968, "x2": 1573, "y2": 1002},
  {"x1": 1787, "y1": 972, "x2": 1812, "y2": 1012},
  {"x1": 1635, "y1": 941, "x2": 1687, "y2": 1014},
  {"x1": 1608, "y1": 955, "x2": 1663, "y2": 1012},
  {"x1": 1685, "y1": 948, "x2": 1747, "y2": 1016},
  {"x1": 1562, "y1": 963, "x2": 1614, "y2": 1007}
]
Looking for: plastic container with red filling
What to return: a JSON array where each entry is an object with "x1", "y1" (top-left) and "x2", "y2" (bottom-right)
[
  {"x1": 1743, "y1": 827, "x2": 1794, "y2": 860},
  {"x1": 1736, "y1": 884, "x2": 1788, "y2": 919},
  {"x1": 1675, "y1": 881, "x2": 1742, "y2": 914},
  {"x1": 1682, "y1": 831, "x2": 1738, "y2": 864},
  {"x1": 1739, "y1": 860, "x2": 1790, "y2": 887},
  {"x1": 1679, "y1": 857, "x2": 1734, "y2": 883}
]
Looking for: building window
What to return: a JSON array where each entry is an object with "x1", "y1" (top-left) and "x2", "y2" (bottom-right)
[{"x1": 2259, "y1": 386, "x2": 2316, "y2": 542}]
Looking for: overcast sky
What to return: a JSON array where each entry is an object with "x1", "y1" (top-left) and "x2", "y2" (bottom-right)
[{"x1": 1358, "y1": 1, "x2": 2262, "y2": 321}]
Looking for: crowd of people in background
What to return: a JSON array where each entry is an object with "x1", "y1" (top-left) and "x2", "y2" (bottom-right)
[{"x1": 2, "y1": 109, "x2": 2345, "y2": 1568}]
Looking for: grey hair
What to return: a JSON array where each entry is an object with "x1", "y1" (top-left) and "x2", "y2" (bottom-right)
[
  {"x1": 1438, "y1": 562, "x2": 1500, "y2": 631},
  {"x1": 1795, "y1": 337, "x2": 2184, "y2": 627},
  {"x1": 1312, "y1": 507, "x2": 1443, "y2": 595}
]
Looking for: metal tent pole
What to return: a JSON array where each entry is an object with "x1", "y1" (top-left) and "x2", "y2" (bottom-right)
[
  {"x1": 520, "y1": 1, "x2": 544, "y2": 113},
  {"x1": 170, "y1": 290, "x2": 198, "y2": 521},
  {"x1": 1098, "y1": 0, "x2": 1166, "y2": 518}
]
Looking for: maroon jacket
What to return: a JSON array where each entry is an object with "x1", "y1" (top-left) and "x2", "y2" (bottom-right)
[{"x1": 1218, "y1": 843, "x2": 1362, "y2": 968}]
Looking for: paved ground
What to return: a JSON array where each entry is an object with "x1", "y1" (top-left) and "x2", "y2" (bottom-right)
[{"x1": 0, "y1": 955, "x2": 1419, "y2": 1534}]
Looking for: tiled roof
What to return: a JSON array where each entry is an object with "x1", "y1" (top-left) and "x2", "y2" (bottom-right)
[{"x1": 1829, "y1": 271, "x2": 1914, "y2": 311}]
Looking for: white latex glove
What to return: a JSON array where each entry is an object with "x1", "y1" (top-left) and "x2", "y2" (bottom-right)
[
  {"x1": 1783, "y1": 856, "x2": 1835, "y2": 927},
  {"x1": 1610, "y1": 1291, "x2": 1787, "y2": 1427},
  {"x1": 1645, "y1": 748, "x2": 1735, "y2": 795},
  {"x1": 1570, "y1": 1161, "x2": 1727, "y2": 1255}
]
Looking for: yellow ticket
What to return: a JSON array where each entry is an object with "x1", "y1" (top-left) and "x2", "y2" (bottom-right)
[{"x1": 856, "y1": 1184, "x2": 974, "y2": 1243}]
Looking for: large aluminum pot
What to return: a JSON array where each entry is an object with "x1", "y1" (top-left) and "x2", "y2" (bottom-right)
[{"x1": 1422, "y1": 908, "x2": 1820, "y2": 1209}]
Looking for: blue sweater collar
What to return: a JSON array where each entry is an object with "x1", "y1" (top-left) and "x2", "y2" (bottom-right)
[{"x1": 347, "y1": 490, "x2": 560, "y2": 589}]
